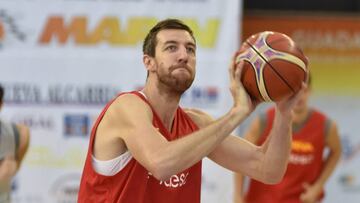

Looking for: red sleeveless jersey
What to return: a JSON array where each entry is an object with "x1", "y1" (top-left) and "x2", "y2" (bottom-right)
[
  {"x1": 78, "y1": 91, "x2": 202, "y2": 203},
  {"x1": 245, "y1": 107, "x2": 329, "y2": 203}
]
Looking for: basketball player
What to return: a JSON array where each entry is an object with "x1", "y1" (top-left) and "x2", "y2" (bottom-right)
[
  {"x1": 78, "y1": 19, "x2": 306, "y2": 203},
  {"x1": 233, "y1": 77, "x2": 342, "y2": 203},
  {"x1": 0, "y1": 85, "x2": 30, "y2": 203}
]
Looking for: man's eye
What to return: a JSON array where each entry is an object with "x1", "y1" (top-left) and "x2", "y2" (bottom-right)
[
  {"x1": 187, "y1": 47, "x2": 195, "y2": 54},
  {"x1": 166, "y1": 46, "x2": 177, "y2": 51}
]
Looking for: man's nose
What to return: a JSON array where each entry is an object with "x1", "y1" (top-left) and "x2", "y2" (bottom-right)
[{"x1": 177, "y1": 46, "x2": 189, "y2": 64}]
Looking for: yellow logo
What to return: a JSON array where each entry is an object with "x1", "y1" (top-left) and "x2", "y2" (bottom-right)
[
  {"x1": 39, "y1": 16, "x2": 220, "y2": 48},
  {"x1": 291, "y1": 140, "x2": 314, "y2": 153}
]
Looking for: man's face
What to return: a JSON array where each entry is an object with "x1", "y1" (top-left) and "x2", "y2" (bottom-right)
[{"x1": 153, "y1": 29, "x2": 196, "y2": 94}]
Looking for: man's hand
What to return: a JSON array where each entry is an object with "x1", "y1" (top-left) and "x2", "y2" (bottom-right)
[
  {"x1": 0, "y1": 155, "x2": 17, "y2": 182},
  {"x1": 300, "y1": 182, "x2": 323, "y2": 203},
  {"x1": 229, "y1": 59, "x2": 258, "y2": 116},
  {"x1": 276, "y1": 83, "x2": 307, "y2": 116}
]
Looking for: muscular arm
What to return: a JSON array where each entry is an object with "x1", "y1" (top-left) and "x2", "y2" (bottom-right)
[
  {"x1": 232, "y1": 117, "x2": 263, "y2": 203},
  {"x1": 205, "y1": 107, "x2": 291, "y2": 184},
  {"x1": 93, "y1": 60, "x2": 255, "y2": 181},
  {"x1": 186, "y1": 103, "x2": 292, "y2": 186},
  {"x1": 94, "y1": 94, "x2": 251, "y2": 181}
]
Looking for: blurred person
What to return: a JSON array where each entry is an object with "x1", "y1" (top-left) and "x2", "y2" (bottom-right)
[
  {"x1": 234, "y1": 76, "x2": 342, "y2": 203},
  {"x1": 78, "y1": 19, "x2": 306, "y2": 203},
  {"x1": 0, "y1": 85, "x2": 30, "y2": 203}
]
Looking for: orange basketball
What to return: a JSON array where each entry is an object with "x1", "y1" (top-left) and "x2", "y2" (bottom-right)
[{"x1": 235, "y1": 31, "x2": 308, "y2": 102}]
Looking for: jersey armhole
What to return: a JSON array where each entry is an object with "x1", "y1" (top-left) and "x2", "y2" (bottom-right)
[{"x1": 91, "y1": 151, "x2": 133, "y2": 176}]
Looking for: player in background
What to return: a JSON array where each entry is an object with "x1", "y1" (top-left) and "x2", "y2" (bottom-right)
[
  {"x1": 234, "y1": 76, "x2": 342, "y2": 203},
  {"x1": 0, "y1": 84, "x2": 30, "y2": 203}
]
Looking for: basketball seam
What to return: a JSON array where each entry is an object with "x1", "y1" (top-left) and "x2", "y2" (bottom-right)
[
  {"x1": 246, "y1": 41, "x2": 296, "y2": 94},
  {"x1": 246, "y1": 61, "x2": 265, "y2": 102},
  {"x1": 267, "y1": 40, "x2": 307, "y2": 74}
]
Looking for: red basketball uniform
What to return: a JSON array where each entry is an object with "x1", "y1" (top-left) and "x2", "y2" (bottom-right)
[
  {"x1": 78, "y1": 91, "x2": 202, "y2": 203},
  {"x1": 245, "y1": 107, "x2": 330, "y2": 203}
]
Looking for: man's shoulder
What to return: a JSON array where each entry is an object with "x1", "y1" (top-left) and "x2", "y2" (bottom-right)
[
  {"x1": 111, "y1": 92, "x2": 148, "y2": 109},
  {"x1": 103, "y1": 92, "x2": 153, "y2": 122}
]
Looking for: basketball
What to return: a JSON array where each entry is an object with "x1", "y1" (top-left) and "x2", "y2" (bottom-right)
[{"x1": 235, "y1": 31, "x2": 308, "y2": 102}]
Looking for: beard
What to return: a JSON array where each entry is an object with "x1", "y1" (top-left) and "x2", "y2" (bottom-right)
[{"x1": 156, "y1": 63, "x2": 195, "y2": 94}]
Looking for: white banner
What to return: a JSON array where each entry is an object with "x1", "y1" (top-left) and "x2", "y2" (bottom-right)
[{"x1": 0, "y1": 0, "x2": 241, "y2": 202}]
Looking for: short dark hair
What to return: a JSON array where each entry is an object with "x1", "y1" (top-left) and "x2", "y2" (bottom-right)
[
  {"x1": 142, "y1": 19, "x2": 195, "y2": 57},
  {"x1": 0, "y1": 84, "x2": 3, "y2": 103}
]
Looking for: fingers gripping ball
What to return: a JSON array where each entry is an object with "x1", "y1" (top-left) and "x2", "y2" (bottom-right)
[{"x1": 236, "y1": 31, "x2": 309, "y2": 102}]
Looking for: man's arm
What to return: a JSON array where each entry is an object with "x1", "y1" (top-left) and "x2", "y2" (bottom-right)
[
  {"x1": 98, "y1": 93, "x2": 250, "y2": 181},
  {"x1": 185, "y1": 89, "x2": 297, "y2": 185},
  {"x1": 206, "y1": 104, "x2": 292, "y2": 184},
  {"x1": 299, "y1": 121, "x2": 342, "y2": 203},
  {"x1": 185, "y1": 109, "x2": 265, "y2": 203},
  {"x1": 188, "y1": 85, "x2": 304, "y2": 185},
  {"x1": 233, "y1": 117, "x2": 263, "y2": 203},
  {"x1": 0, "y1": 124, "x2": 30, "y2": 182},
  {"x1": 94, "y1": 61, "x2": 255, "y2": 181},
  {"x1": 16, "y1": 124, "x2": 30, "y2": 169}
]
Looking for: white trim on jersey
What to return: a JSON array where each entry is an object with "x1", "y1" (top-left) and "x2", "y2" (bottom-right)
[{"x1": 92, "y1": 151, "x2": 132, "y2": 176}]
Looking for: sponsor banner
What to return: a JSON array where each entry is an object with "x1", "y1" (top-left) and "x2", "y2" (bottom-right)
[
  {"x1": 242, "y1": 14, "x2": 360, "y2": 96},
  {"x1": 0, "y1": 0, "x2": 241, "y2": 202}
]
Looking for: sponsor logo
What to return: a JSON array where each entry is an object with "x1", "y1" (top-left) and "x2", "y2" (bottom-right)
[
  {"x1": 26, "y1": 146, "x2": 86, "y2": 168},
  {"x1": 338, "y1": 173, "x2": 360, "y2": 192},
  {"x1": 48, "y1": 84, "x2": 119, "y2": 105},
  {"x1": 11, "y1": 114, "x2": 55, "y2": 130},
  {"x1": 289, "y1": 140, "x2": 315, "y2": 165},
  {"x1": 50, "y1": 173, "x2": 81, "y2": 203},
  {"x1": 339, "y1": 173, "x2": 356, "y2": 187},
  {"x1": 147, "y1": 171, "x2": 190, "y2": 188},
  {"x1": 181, "y1": 86, "x2": 219, "y2": 106},
  {"x1": 293, "y1": 30, "x2": 360, "y2": 53},
  {"x1": 291, "y1": 140, "x2": 314, "y2": 153},
  {"x1": 341, "y1": 135, "x2": 360, "y2": 162},
  {"x1": 2, "y1": 82, "x2": 119, "y2": 106},
  {"x1": 159, "y1": 172, "x2": 189, "y2": 188},
  {"x1": 39, "y1": 16, "x2": 219, "y2": 47},
  {"x1": 0, "y1": 9, "x2": 26, "y2": 48},
  {"x1": 288, "y1": 153, "x2": 314, "y2": 165},
  {"x1": 64, "y1": 114, "x2": 90, "y2": 137},
  {"x1": 3, "y1": 83, "x2": 42, "y2": 104}
]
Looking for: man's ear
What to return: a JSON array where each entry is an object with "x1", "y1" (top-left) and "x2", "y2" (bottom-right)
[{"x1": 143, "y1": 55, "x2": 155, "y2": 72}]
